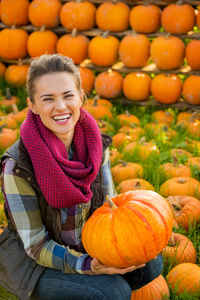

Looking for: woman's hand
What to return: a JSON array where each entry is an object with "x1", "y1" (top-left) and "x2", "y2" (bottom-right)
[{"x1": 91, "y1": 258, "x2": 146, "y2": 275}]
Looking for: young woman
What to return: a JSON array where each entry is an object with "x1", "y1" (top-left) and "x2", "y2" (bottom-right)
[{"x1": 0, "y1": 54, "x2": 163, "y2": 300}]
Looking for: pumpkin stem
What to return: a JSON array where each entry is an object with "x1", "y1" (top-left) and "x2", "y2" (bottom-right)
[
  {"x1": 112, "y1": 0, "x2": 117, "y2": 4},
  {"x1": 40, "y1": 24, "x2": 46, "y2": 32},
  {"x1": 131, "y1": 29, "x2": 138, "y2": 37},
  {"x1": 189, "y1": 112, "x2": 200, "y2": 122},
  {"x1": 168, "y1": 233, "x2": 176, "y2": 246},
  {"x1": 165, "y1": 32, "x2": 171, "y2": 39},
  {"x1": 93, "y1": 95, "x2": 99, "y2": 107},
  {"x1": 125, "y1": 110, "x2": 131, "y2": 117},
  {"x1": 138, "y1": 136, "x2": 146, "y2": 144},
  {"x1": 71, "y1": 28, "x2": 78, "y2": 37},
  {"x1": 176, "y1": 0, "x2": 182, "y2": 6},
  {"x1": 6, "y1": 88, "x2": 12, "y2": 100},
  {"x1": 0, "y1": 123, "x2": 7, "y2": 133},
  {"x1": 17, "y1": 58, "x2": 23, "y2": 66},
  {"x1": 105, "y1": 195, "x2": 117, "y2": 211},
  {"x1": 134, "y1": 181, "x2": 142, "y2": 188},
  {"x1": 172, "y1": 156, "x2": 179, "y2": 167},
  {"x1": 178, "y1": 177, "x2": 186, "y2": 184},
  {"x1": 118, "y1": 160, "x2": 128, "y2": 167},
  {"x1": 144, "y1": 0, "x2": 149, "y2": 6},
  {"x1": 102, "y1": 30, "x2": 110, "y2": 38}
]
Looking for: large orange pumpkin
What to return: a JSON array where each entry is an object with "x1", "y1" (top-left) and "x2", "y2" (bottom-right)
[
  {"x1": 1, "y1": 0, "x2": 29, "y2": 26},
  {"x1": 166, "y1": 195, "x2": 200, "y2": 230},
  {"x1": 4, "y1": 63, "x2": 29, "y2": 87},
  {"x1": 116, "y1": 178, "x2": 155, "y2": 194},
  {"x1": 28, "y1": 0, "x2": 62, "y2": 28},
  {"x1": 123, "y1": 72, "x2": 151, "y2": 102},
  {"x1": 163, "y1": 232, "x2": 196, "y2": 267},
  {"x1": 129, "y1": 4, "x2": 161, "y2": 33},
  {"x1": 94, "y1": 69, "x2": 123, "y2": 99},
  {"x1": 56, "y1": 29, "x2": 89, "y2": 65},
  {"x1": 159, "y1": 157, "x2": 192, "y2": 179},
  {"x1": 27, "y1": 27, "x2": 58, "y2": 58},
  {"x1": 0, "y1": 27, "x2": 28, "y2": 59},
  {"x1": 88, "y1": 32, "x2": 120, "y2": 67},
  {"x1": 60, "y1": 0, "x2": 96, "y2": 31},
  {"x1": 185, "y1": 40, "x2": 200, "y2": 70},
  {"x1": 82, "y1": 190, "x2": 173, "y2": 267},
  {"x1": 111, "y1": 161, "x2": 143, "y2": 184},
  {"x1": 96, "y1": 1, "x2": 130, "y2": 32},
  {"x1": 150, "y1": 35, "x2": 185, "y2": 70},
  {"x1": 161, "y1": 3, "x2": 195, "y2": 34},
  {"x1": 167, "y1": 263, "x2": 200, "y2": 296},
  {"x1": 131, "y1": 275, "x2": 169, "y2": 300},
  {"x1": 159, "y1": 177, "x2": 200, "y2": 198},
  {"x1": 151, "y1": 74, "x2": 182, "y2": 104},
  {"x1": 119, "y1": 31, "x2": 150, "y2": 68},
  {"x1": 182, "y1": 75, "x2": 200, "y2": 105}
]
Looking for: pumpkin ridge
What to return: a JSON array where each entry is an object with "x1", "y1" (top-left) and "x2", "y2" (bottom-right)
[{"x1": 130, "y1": 199, "x2": 171, "y2": 246}]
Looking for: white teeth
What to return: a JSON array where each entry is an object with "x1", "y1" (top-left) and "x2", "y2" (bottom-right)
[{"x1": 53, "y1": 114, "x2": 70, "y2": 121}]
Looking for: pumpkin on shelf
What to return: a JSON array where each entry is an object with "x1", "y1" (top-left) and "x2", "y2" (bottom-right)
[
  {"x1": 82, "y1": 96, "x2": 113, "y2": 109},
  {"x1": 0, "y1": 62, "x2": 6, "y2": 78},
  {"x1": 119, "y1": 31, "x2": 150, "y2": 68},
  {"x1": 111, "y1": 160, "x2": 143, "y2": 184},
  {"x1": 167, "y1": 263, "x2": 200, "y2": 296},
  {"x1": 116, "y1": 111, "x2": 140, "y2": 127},
  {"x1": 165, "y1": 195, "x2": 200, "y2": 230},
  {"x1": 182, "y1": 75, "x2": 200, "y2": 105},
  {"x1": 82, "y1": 190, "x2": 173, "y2": 267},
  {"x1": 131, "y1": 275, "x2": 169, "y2": 300},
  {"x1": 60, "y1": 0, "x2": 96, "y2": 31},
  {"x1": 78, "y1": 67, "x2": 95, "y2": 95},
  {"x1": 28, "y1": 0, "x2": 62, "y2": 28},
  {"x1": 27, "y1": 25, "x2": 58, "y2": 58},
  {"x1": 123, "y1": 72, "x2": 151, "y2": 102},
  {"x1": 163, "y1": 232, "x2": 196, "y2": 267},
  {"x1": 161, "y1": 2, "x2": 195, "y2": 35},
  {"x1": 88, "y1": 31, "x2": 120, "y2": 67},
  {"x1": 94, "y1": 69, "x2": 123, "y2": 99},
  {"x1": 151, "y1": 73, "x2": 182, "y2": 104},
  {"x1": 0, "y1": 26, "x2": 28, "y2": 59},
  {"x1": 4, "y1": 60, "x2": 29, "y2": 87},
  {"x1": 150, "y1": 34, "x2": 185, "y2": 70},
  {"x1": 159, "y1": 177, "x2": 200, "y2": 198},
  {"x1": 129, "y1": 3, "x2": 161, "y2": 34},
  {"x1": 185, "y1": 39, "x2": 200, "y2": 71},
  {"x1": 82, "y1": 96, "x2": 113, "y2": 120},
  {"x1": 56, "y1": 28, "x2": 89, "y2": 65},
  {"x1": 1, "y1": 0, "x2": 29, "y2": 26},
  {"x1": 95, "y1": 1, "x2": 130, "y2": 32},
  {"x1": 116, "y1": 178, "x2": 155, "y2": 194},
  {"x1": 159, "y1": 156, "x2": 192, "y2": 179}
]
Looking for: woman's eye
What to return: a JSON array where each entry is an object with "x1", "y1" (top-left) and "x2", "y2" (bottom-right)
[
  {"x1": 64, "y1": 94, "x2": 73, "y2": 99},
  {"x1": 43, "y1": 98, "x2": 54, "y2": 101}
]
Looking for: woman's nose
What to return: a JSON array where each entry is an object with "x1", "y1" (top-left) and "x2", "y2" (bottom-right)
[{"x1": 56, "y1": 98, "x2": 66, "y2": 110}]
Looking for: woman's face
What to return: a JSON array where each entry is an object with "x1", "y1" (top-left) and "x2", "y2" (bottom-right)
[{"x1": 28, "y1": 72, "x2": 83, "y2": 145}]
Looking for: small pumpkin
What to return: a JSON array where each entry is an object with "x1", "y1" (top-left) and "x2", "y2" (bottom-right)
[
  {"x1": 4, "y1": 62, "x2": 29, "y2": 87},
  {"x1": 163, "y1": 232, "x2": 196, "y2": 267},
  {"x1": 185, "y1": 39, "x2": 200, "y2": 70},
  {"x1": 82, "y1": 190, "x2": 173, "y2": 267},
  {"x1": 159, "y1": 177, "x2": 200, "y2": 198},
  {"x1": 124, "y1": 137, "x2": 160, "y2": 160},
  {"x1": 112, "y1": 132, "x2": 140, "y2": 150},
  {"x1": 117, "y1": 111, "x2": 140, "y2": 127},
  {"x1": 96, "y1": 1, "x2": 130, "y2": 32},
  {"x1": 1, "y1": 0, "x2": 29, "y2": 26},
  {"x1": 78, "y1": 67, "x2": 95, "y2": 95},
  {"x1": 56, "y1": 28, "x2": 89, "y2": 65},
  {"x1": 182, "y1": 75, "x2": 200, "y2": 105},
  {"x1": 0, "y1": 126, "x2": 18, "y2": 150},
  {"x1": 152, "y1": 110, "x2": 173, "y2": 125},
  {"x1": 170, "y1": 148, "x2": 192, "y2": 159},
  {"x1": 187, "y1": 156, "x2": 200, "y2": 169},
  {"x1": 111, "y1": 160, "x2": 143, "y2": 184},
  {"x1": 165, "y1": 195, "x2": 200, "y2": 230},
  {"x1": 109, "y1": 149, "x2": 123, "y2": 167},
  {"x1": 159, "y1": 156, "x2": 192, "y2": 179},
  {"x1": 131, "y1": 275, "x2": 169, "y2": 300},
  {"x1": 167, "y1": 263, "x2": 200, "y2": 296},
  {"x1": 94, "y1": 69, "x2": 123, "y2": 99},
  {"x1": 116, "y1": 178, "x2": 155, "y2": 194},
  {"x1": 82, "y1": 100, "x2": 112, "y2": 120}
]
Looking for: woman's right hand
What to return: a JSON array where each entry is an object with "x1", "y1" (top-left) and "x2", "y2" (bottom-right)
[{"x1": 91, "y1": 257, "x2": 145, "y2": 275}]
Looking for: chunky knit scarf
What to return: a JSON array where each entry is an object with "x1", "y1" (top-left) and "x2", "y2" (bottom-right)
[{"x1": 20, "y1": 108, "x2": 103, "y2": 208}]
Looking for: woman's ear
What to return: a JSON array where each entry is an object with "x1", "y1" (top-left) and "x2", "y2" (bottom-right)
[{"x1": 27, "y1": 98, "x2": 38, "y2": 114}]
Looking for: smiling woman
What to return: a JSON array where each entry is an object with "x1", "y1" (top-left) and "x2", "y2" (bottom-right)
[{"x1": 0, "y1": 54, "x2": 163, "y2": 300}]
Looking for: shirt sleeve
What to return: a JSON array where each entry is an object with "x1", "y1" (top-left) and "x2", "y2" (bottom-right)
[
  {"x1": 102, "y1": 148, "x2": 117, "y2": 201},
  {"x1": 2, "y1": 158, "x2": 93, "y2": 274}
]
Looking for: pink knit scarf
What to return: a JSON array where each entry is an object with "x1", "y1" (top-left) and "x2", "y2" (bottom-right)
[{"x1": 20, "y1": 108, "x2": 103, "y2": 208}]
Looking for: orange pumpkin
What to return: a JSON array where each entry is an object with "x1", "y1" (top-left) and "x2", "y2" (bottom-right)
[
  {"x1": 0, "y1": 88, "x2": 20, "y2": 107},
  {"x1": 124, "y1": 138, "x2": 160, "y2": 160},
  {"x1": 0, "y1": 127, "x2": 18, "y2": 150},
  {"x1": 82, "y1": 190, "x2": 173, "y2": 267},
  {"x1": 123, "y1": 72, "x2": 151, "y2": 102},
  {"x1": 159, "y1": 157, "x2": 192, "y2": 179},
  {"x1": 28, "y1": 0, "x2": 62, "y2": 28},
  {"x1": 166, "y1": 195, "x2": 200, "y2": 230},
  {"x1": 161, "y1": 3, "x2": 195, "y2": 34},
  {"x1": 182, "y1": 75, "x2": 200, "y2": 105},
  {"x1": 0, "y1": 27, "x2": 28, "y2": 59},
  {"x1": 117, "y1": 111, "x2": 140, "y2": 127},
  {"x1": 170, "y1": 148, "x2": 192, "y2": 159},
  {"x1": 96, "y1": 119, "x2": 114, "y2": 134},
  {"x1": 129, "y1": 4, "x2": 161, "y2": 33},
  {"x1": 96, "y1": 1, "x2": 130, "y2": 32},
  {"x1": 159, "y1": 177, "x2": 200, "y2": 198},
  {"x1": 144, "y1": 123, "x2": 177, "y2": 140},
  {"x1": 152, "y1": 110, "x2": 173, "y2": 125},
  {"x1": 151, "y1": 74, "x2": 182, "y2": 104},
  {"x1": 1, "y1": 0, "x2": 29, "y2": 26},
  {"x1": 94, "y1": 70, "x2": 123, "y2": 99},
  {"x1": 4, "y1": 63, "x2": 29, "y2": 87},
  {"x1": 82, "y1": 97, "x2": 113, "y2": 110},
  {"x1": 117, "y1": 178, "x2": 155, "y2": 194},
  {"x1": 187, "y1": 156, "x2": 200, "y2": 169},
  {"x1": 0, "y1": 62, "x2": 6, "y2": 78},
  {"x1": 177, "y1": 111, "x2": 193, "y2": 123},
  {"x1": 163, "y1": 232, "x2": 196, "y2": 267},
  {"x1": 185, "y1": 40, "x2": 200, "y2": 70},
  {"x1": 131, "y1": 275, "x2": 169, "y2": 300},
  {"x1": 78, "y1": 67, "x2": 95, "y2": 95},
  {"x1": 150, "y1": 34, "x2": 185, "y2": 70},
  {"x1": 83, "y1": 102, "x2": 112, "y2": 120},
  {"x1": 119, "y1": 125, "x2": 145, "y2": 136},
  {"x1": 111, "y1": 161, "x2": 143, "y2": 184},
  {"x1": 109, "y1": 149, "x2": 123, "y2": 167},
  {"x1": 60, "y1": 0, "x2": 96, "y2": 31},
  {"x1": 167, "y1": 263, "x2": 200, "y2": 296},
  {"x1": 196, "y1": 9, "x2": 200, "y2": 30},
  {"x1": 119, "y1": 31, "x2": 150, "y2": 68},
  {"x1": 56, "y1": 29, "x2": 89, "y2": 65},
  {"x1": 27, "y1": 27, "x2": 58, "y2": 58},
  {"x1": 88, "y1": 32, "x2": 120, "y2": 67}
]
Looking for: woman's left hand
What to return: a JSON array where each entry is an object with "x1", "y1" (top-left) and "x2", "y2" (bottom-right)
[{"x1": 91, "y1": 257, "x2": 146, "y2": 275}]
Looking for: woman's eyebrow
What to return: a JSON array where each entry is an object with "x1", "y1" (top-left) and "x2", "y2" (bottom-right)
[{"x1": 40, "y1": 91, "x2": 73, "y2": 98}]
